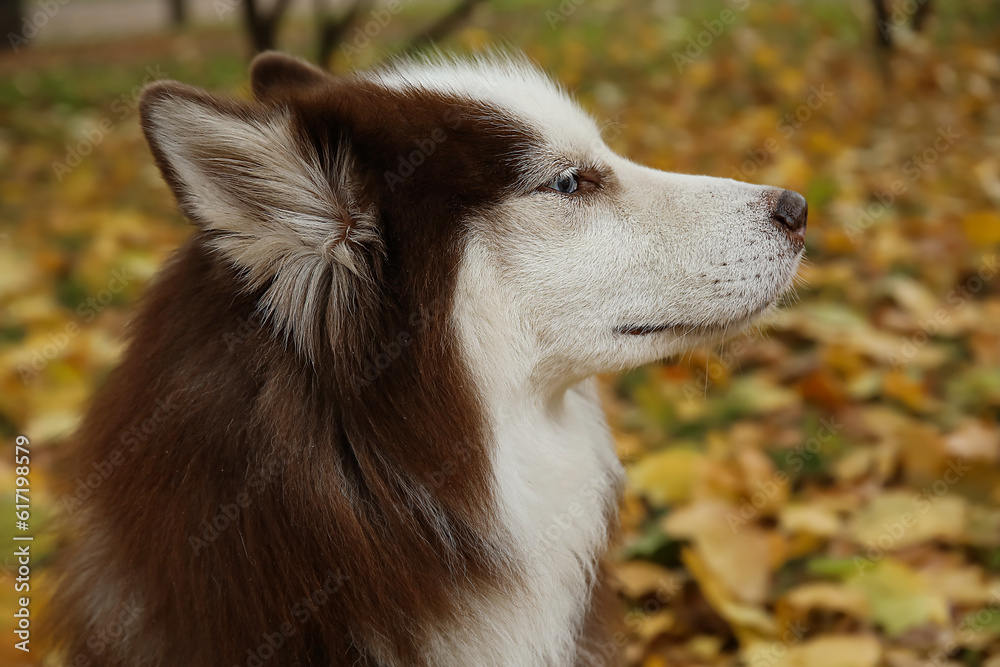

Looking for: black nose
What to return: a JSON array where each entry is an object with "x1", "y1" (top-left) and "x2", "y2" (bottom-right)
[{"x1": 771, "y1": 189, "x2": 807, "y2": 246}]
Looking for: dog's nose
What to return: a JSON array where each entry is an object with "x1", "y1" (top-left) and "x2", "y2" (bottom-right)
[{"x1": 771, "y1": 189, "x2": 807, "y2": 246}]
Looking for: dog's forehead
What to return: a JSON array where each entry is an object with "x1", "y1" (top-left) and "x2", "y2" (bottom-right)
[{"x1": 364, "y1": 56, "x2": 601, "y2": 157}]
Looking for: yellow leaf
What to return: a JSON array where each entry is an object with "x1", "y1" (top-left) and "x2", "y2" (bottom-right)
[
  {"x1": 779, "y1": 504, "x2": 842, "y2": 538},
  {"x1": 682, "y1": 547, "x2": 777, "y2": 643},
  {"x1": 685, "y1": 634, "x2": 723, "y2": 660},
  {"x1": 769, "y1": 635, "x2": 881, "y2": 667},
  {"x1": 849, "y1": 490, "x2": 966, "y2": 550},
  {"x1": 666, "y1": 503, "x2": 773, "y2": 605},
  {"x1": 945, "y1": 420, "x2": 1000, "y2": 462},
  {"x1": 753, "y1": 44, "x2": 779, "y2": 70},
  {"x1": 629, "y1": 447, "x2": 704, "y2": 506},
  {"x1": 962, "y1": 210, "x2": 1000, "y2": 246},
  {"x1": 636, "y1": 610, "x2": 675, "y2": 642},
  {"x1": 737, "y1": 446, "x2": 788, "y2": 515},
  {"x1": 728, "y1": 374, "x2": 801, "y2": 414},
  {"x1": 782, "y1": 583, "x2": 871, "y2": 619},
  {"x1": 687, "y1": 60, "x2": 715, "y2": 89},
  {"x1": 834, "y1": 448, "x2": 875, "y2": 483},
  {"x1": 614, "y1": 560, "x2": 678, "y2": 599},
  {"x1": 882, "y1": 371, "x2": 931, "y2": 412},
  {"x1": 888, "y1": 276, "x2": 943, "y2": 321},
  {"x1": 922, "y1": 562, "x2": 994, "y2": 606}
]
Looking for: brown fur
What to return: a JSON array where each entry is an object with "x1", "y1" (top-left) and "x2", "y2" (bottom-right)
[{"x1": 43, "y1": 55, "x2": 621, "y2": 667}]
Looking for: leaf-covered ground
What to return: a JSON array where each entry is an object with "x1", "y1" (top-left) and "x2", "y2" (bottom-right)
[{"x1": 1, "y1": 1, "x2": 999, "y2": 665}]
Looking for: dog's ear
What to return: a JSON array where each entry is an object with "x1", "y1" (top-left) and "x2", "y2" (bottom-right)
[
  {"x1": 250, "y1": 51, "x2": 330, "y2": 101},
  {"x1": 140, "y1": 81, "x2": 379, "y2": 356}
]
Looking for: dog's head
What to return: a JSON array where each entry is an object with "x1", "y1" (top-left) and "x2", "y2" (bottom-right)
[{"x1": 140, "y1": 52, "x2": 805, "y2": 391}]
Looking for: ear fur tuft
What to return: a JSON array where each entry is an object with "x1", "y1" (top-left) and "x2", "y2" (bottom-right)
[{"x1": 139, "y1": 80, "x2": 379, "y2": 359}]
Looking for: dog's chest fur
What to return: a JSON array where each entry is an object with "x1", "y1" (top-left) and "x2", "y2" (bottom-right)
[{"x1": 421, "y1": 380, "x2": 623, "y2": 665}]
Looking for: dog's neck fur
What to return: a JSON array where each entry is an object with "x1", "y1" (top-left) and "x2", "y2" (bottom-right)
[
  {"x1": 421, "y1": 382, "x2": 622, "y2": 665},
  {"x1": 442, "y1": 242, "x2": 624, "y2": 663}
]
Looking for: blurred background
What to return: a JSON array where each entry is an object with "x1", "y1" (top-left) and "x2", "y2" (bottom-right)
[{"x1": 1, "y1": 0, "x2": 999, "y2": 665}]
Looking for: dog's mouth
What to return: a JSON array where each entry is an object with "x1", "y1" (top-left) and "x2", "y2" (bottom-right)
[
  {"x1": 615, "y1": 319, "x2": 749, "y2": 338},
  {"x1": 616, "y1": 322, "x2": 731, "y2": 338},
  {"x1": 616, "y1": 323, "x2": 677, "y2": 336},
  {"x1": 616, "y1": 303, "x2": 775, "y2": 338}
]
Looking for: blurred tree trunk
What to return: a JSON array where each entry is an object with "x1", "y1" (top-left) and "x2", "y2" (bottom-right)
[
  {"x1": 1, "y1": 0, "x2": 22, "y2": 51},
  {"x1": 871, "y1": 0, "x2": 934, "y2": 50},
  {"x1": 243, "y1": 0, "x2": 293, "y2": 54},
  {"x1": 316, "y1": 0, "x2": 485, "y2": 71},
  {"x1": 407, "y1": 0, "x2": 483, "y2": 51},
  {"x1": 912, "y1": 0, "x2": 933, "y2": 32},
  {"x1": 168, "y1": 0, "x2": 186, "y2": 27},
  {"x1": 872, "y1": 0, "x2": 893, "y2": 50},
  {"x1": 315, "y1": 0, "x2": 368, "y2": 68}
]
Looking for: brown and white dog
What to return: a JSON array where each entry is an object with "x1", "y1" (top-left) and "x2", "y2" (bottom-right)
[{"x1": 45, "y1": 52, "x2": 806, "y2": 666}]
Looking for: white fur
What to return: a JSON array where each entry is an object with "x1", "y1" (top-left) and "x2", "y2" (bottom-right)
[{"x1": 376, "y1": 56, "x2": 803, "y2": 665}]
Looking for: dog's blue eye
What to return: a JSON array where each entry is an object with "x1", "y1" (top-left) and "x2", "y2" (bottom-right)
[{"x1": 547, "y1": 173, "x2": 578, "y2": 194}]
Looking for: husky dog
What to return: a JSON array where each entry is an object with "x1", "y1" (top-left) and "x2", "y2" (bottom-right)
[{"x1": 46, "y1": 52, "x2": 806, "y2": 667}]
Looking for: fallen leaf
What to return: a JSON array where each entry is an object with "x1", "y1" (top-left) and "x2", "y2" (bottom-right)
[
  {"x1": 781, "y1": 582, "x2": 871, "y2": 620},
  {"x1": 847, "y1": 559, "x2": 950, "y2": 637},
  {"x1": 944, "y1": 420, "x2": 1000, "y2": 462},
  {"x1": 849, "y1": 490, "x2": 966, "y2": 551},
  {"x1": 772, "y1": 634, "x2": 881, "y2": 667},
  {"x1": 628, "y1": 447, "x2": 705, "y2": 506}
]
